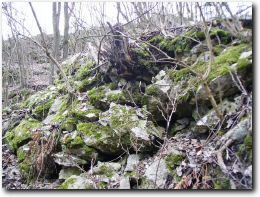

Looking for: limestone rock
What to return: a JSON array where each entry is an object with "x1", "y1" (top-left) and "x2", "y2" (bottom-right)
[
  {"x1": 124, "y1": 154, "x2": 141, "y2": 172},
  {"x1": 119, "y1": 177, "x2": 131, "y2": 189},
  {"x1": 144, "y1": 159, "x2": 169, "y2": 188},
  {"x1": 53, "y1": 152, "x2": 87, "y2": 167},
  {"x1": 194, "y1": 98, "x2": 242, "y2": 134},
  {"x1": 59, "y1": 167, "x2": 81, "y2": 180}
]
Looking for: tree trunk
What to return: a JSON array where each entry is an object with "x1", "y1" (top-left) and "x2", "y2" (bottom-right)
[
  {"x1": 63, "y1": 2, "x2": 70, "y2": 60},
  {"x1": 51, "y1": 2, "x2": 61, "y2": 84}
]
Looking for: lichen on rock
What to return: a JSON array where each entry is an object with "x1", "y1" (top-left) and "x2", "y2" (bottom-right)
[{"x1": 5, "y1": 118, "x2": 41, "y2": 152}]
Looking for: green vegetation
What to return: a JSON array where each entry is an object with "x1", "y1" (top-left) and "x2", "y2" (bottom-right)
[
  {"x1": 32, "y1": 99, "x2": 54, "y2": 120},
  {"x1": 59, "y1": 177, "x2": 77, "y2": 189},
  {"x1": 75, "y1": 62, "x2": 95, "y2": 81},
  {"x1": 5, "y1": 119, "x2": 41, "y2": 152},
  {"x1": 72, "y1": 106, "x2": 101, "y2": 122},
  {"x1": 17, "y1": 145, "x2": 29, "y2": 162},
  {"x1": 167, "y1": 43, "x2": 251, "y2": 102},
  {"x1": 107, "y1": 92, "x2": 127, "y2": 103},
  {"x1": 61, "y1": 117, "x2": 77, "y2": 131},
  {"x1": 214, "y1": 179, "x2": 231, "y2": 189},
  {"x1": 237, "y1": 133, "x2": 252, "y2": 163},
  {"x1": 87, "y1": 86, "x2": 106, "y2": 107},
  {"x1": 145, "y1": 85, "x2": 160, "y2": 96},
  {"x1": 209, "y1": 28, "x2": 232, "y2": 45},
  {"x1": 237, "y1": 58, "x2": 252, "y2": 71}
]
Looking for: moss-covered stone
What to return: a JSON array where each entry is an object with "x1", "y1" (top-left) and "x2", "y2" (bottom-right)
[
  {"x1": 87, "y1": 85, "x2": 128, "y2": 110},
  {"x1": 32, "y1": 99, "x2": 54, "y2": 120},
  {"x1": 17, "y1": 144, "x2": 30, "y2": 162},
  {"x1": 19, "y1": 159, "x2": 33, "y2": 181},
  {"x1": 214, "y1": 179, "x2": 231, "y2": 189},
  {"x1": 165, "y1": 153, "x2": 185, "y2": 173},
  {"x1": 145, "y1": 85, "x2": 161, "y2": 96},
  {"x1": 87, "y1": 86, "x2": 106, "y2": 109},
  {"x1": 106, "y1": 91, "x2": 127, "y2": 103},
  {"x1": 61, "y1": 117, "x2": 77, "y2": 131},
  {"x1": 72, "y1": 104, "x2": 101, "y2": 122},
  {"x1": 209, "y1": 28, "x2": 232, "y2": 45},
  {"x1": 77, "y1": 122, "x2": 122, "y2": 154},
  {"x1": 21, "y1": 86, "x2": 59, "y2": 120},
  {"x1": 5, "y1": 119, "x2": 41, "y2": 152},
  {"x1": 148, "y1": 30, "x2": 206, "y2": 57},
  {"x1": 166, "y1": 43, "x2": 251, "y2": 105},
  {"x1": 59, "y1": 167, "x2": 81, "y2": 180},
  {"x1": 75, "y1": 62, "x2": 95, "y2": 81},
  {"x1": 76, "y1": 75, "x2": 99, "y2": 92},
  {"x1": 237, "y1": 133, "x2": 252, "y2": 163},
  {"x1": 62, "y1": 132, "x2": 84, "y2": 149},
  {"x1": 59, "y1": 177, "x2": 77, "y2": 189},
  {"x1": 236, "y1": 58, "x2": 252, "y2": 71},
  {"x1": 92, "y1": 162, "x2": 121, "y2": 178},
  {"x1": 50, "y1": 96, "x2": 72, "y2": 124}
]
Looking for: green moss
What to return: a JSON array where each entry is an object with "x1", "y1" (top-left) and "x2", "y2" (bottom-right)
[
  {"x1": 237, "y1": 133, "x2": 252, "y2": 162},
  {"x1": 51, "y1": 96, "x2": 71, "y2": 123},
  {"x1": 19, "y1": 160, "x2": 32, "y2": 179},
  {"x1": 5, "y1": 119, "x2": 41, "y2": 152},
  {"x1": 237, "y1": 58, "x2": 252, "y2": 71},
  {"x1": 77, "y1": 122, "x2": 100, "y2": 136},
  {"x1": 76, "y1": 122, "x2": 127, "y2": 154},
  {"x1": 17, "y1": 149, "x2": 26, "y2": 162},
  {"x1": 19, "y1": 157, "x2": 36, "y2": 182},
  {"x1": 165, "y1": 153, "x2": 185, "y2": 183},
  {"x1": 97, "y1": 182, "x2": 108, "y2": 189},
  {"x1": 109, "y1": 82, "x2": 118, "y2": 90},
  {"x1": 107, "y1": 92, "x2": 127, "y2": 103},
  {"x1": 209, "y1": 28, "x2": 232, "y2": 45},
  {"x1": 72, "y1": 107, "x2": 101, "y2": 122},
  {"x1": 170, "y1": 43, "x2": 251, "y2": 84},
  {"x1": 214, "y1": 179, "x2": 231, "y2": 189},
  {"x1": 75, "y1": 62, "x2": 95, "y2": 81},
  {"x1": 245, "y1": 134, "x2": 252, "y2": 149},
  {"x1": 237, "y1": 144, "x2": 246, "y2": 157},
  {"x1": 213, "y1": 45, "x2": 224, "y2": 56},
  {"x1": 145, "y1": 85, "x2": 160, "y2": 96},
  {"x1": 136, "y1": 43, "x2": 151, "y2": 58},
  {"x1": 87, "y1": 86, "x2": 106, "y2": 107},
  {"x1": 168, "y1": 68, "x2": 191, "y2": 82},
  {"x1": 17, "y1": 145, "x2": 29, "y2": 162},
  {"x1": 149, "y1": 35, "x2": 165, "y2": 45},
  {"x1": 71, "y1": 136, "x2": 84, "y2": 148},
  {"x1": 77, "y1": 122, "x2": 113, "y2": 141},
  {"x1": 76, "y1": 75, "x2": 99, "y2": 92},
  {"x1": 98, "y1": 165, "x2": 114, "y2": 178},
  {"x1": 84, "y1": 146, "x2": 96, "y2": 157},
  {"x1": 32, "y1": 99, "x2": 54, "y2": 120},
  {"x1": 59, "y1": 177, "x2": 77, "y2": 189},
  {"x1": 165, "y1": 154, "x2": 185, "y2": 172},
  {"x1": 61, "y1": 117, "x2": 77, "y2": 131},
  {"x1": 148, "y1": 31, "x2": 205, "y2": 57}
]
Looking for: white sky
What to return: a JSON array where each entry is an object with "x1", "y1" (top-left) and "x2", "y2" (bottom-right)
[
  {"x1": 1, "y1": 1, "x2": 118, "y2": 39},
  {"x1": 1, "y1": 1, "x2": 252, "y2": 40}
]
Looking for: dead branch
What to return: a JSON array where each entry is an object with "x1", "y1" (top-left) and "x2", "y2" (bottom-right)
[{"x1": 29, "y1": 2, "x2": 75, "y2": 95}]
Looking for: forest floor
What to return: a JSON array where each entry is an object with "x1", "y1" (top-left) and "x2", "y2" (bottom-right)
[
  {"x1": 2, "y1": 62, "x2": 60, "y2": 189},
  {"x1": 2, "y1": 143, "x2": 61, "y2": 189},
  {"x1": 2, "y1": 143, "x2": 27, "y2": 189}
]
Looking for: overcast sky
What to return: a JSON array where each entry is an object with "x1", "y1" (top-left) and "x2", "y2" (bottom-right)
[
  {"x1": 1, "y1": 1, "x2": 118, "y2": 39},
  {"x1": 1, "y1": 1, "x2": 252, "y2": 40}
]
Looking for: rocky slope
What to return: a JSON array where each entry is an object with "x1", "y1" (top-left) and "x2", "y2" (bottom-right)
[{"x1": 2, "y1": 25, "x2": 252, "y2": 189}]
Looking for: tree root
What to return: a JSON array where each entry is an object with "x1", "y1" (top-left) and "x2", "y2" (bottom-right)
[{"x1": 216, "y1": 139, "x2": 233, "y2": 174}]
